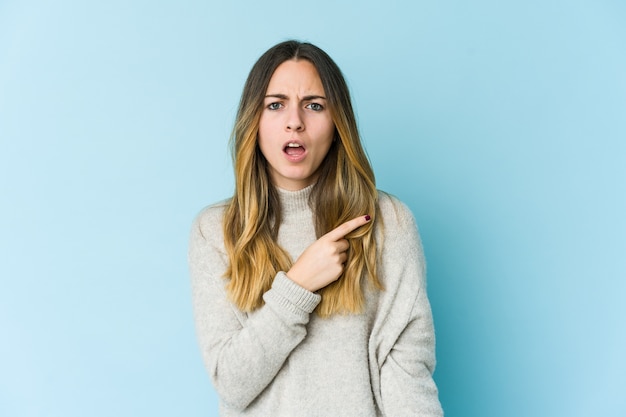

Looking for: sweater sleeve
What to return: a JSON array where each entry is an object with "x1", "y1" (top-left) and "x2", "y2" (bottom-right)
[
  {"x1": 373, "y1": 195, "x2": 443, "y2": 416},
  {"x1": 188, "y1": 206, "x2": 321, "y2": 411},
  {"x1": 380, "y1": 287, "x2": 443, "y2": 416}
]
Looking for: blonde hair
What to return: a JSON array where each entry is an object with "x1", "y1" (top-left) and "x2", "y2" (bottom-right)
[{"x1": 223, "y1": 40, "x2": 381, "y2": 317}]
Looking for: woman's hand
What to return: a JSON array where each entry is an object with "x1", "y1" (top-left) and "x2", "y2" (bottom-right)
[{"x1": 286, "y1": 215, "x2": 371, "y2": 292}]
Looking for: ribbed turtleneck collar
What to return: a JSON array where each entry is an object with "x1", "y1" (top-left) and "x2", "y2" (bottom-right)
[{"x1": 276, "y1": 184, "x2": 314, "y2": 215}]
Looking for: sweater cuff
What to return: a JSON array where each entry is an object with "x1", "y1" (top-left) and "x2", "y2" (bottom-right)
[{"x1": 263, "y1": 272, "x2": 321, "y2": 316}]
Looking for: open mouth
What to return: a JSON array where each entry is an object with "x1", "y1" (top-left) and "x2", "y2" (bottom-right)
[{"x1": 284, "y1": 142, "x2": 305, "y2": 157}]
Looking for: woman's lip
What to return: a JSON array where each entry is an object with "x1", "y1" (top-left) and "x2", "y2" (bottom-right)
[
  {"x1": 283, "y1": 139, "x2": 306, "y2": 149},
  {"x1": 283, "y1": 146, "x2": 307, "y2": 162},
  {"x1": 282, "y1": 139, "x2": 307, "y2": 162}
]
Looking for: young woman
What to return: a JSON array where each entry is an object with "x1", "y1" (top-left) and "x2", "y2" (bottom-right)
[{"x1": 189, "y1": 40, "x2": 443, "y2": 416}]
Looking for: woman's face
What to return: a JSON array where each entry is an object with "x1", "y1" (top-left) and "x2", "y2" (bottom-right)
[{"x1": 258, "y1": 59, "x2": 335, "y2": 191}]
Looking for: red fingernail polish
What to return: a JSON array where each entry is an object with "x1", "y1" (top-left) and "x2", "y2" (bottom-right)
[{"x1": 365, "y1": 215, "x2": 371, "y2": 221}]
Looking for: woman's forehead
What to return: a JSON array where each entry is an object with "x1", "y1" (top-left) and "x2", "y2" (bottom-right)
[{"x1": 265, "y1": 60, "x2": 325, "y2": 96}]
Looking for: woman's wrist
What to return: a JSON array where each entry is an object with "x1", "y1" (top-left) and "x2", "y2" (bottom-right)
[{"x1": 285, "y1": 270, "x2": 316, "y2": 292}]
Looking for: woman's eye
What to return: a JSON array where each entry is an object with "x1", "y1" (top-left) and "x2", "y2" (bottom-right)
[
  {"x1": 267, "y1": 102, "x2": 282, "y2": 110},
  {"x1": 306, "y1": 103, "x2": 323, "y2": 111}
]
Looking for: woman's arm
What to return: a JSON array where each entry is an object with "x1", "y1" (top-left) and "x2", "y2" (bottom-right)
[
  {"x1": 188, "y1": 207, "x2": 320, "y2": 411},
  {"x1": 380, "y1": 288, "x2": 443, "y2": 416},
  {"x1": 374, "y1": 195, "x2": 444, "y2": 416}
]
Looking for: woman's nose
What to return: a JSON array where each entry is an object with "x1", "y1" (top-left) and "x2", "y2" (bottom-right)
[{"x1": 286, "y1": 109, "x2": 304, "y2": 131}]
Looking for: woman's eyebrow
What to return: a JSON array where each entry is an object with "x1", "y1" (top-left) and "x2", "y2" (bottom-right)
[
  {"x1": 265, "y1": 93, "x2": 288, "y2": 99},
  {"x1": 302, "y1": 95, "x2": 326, "y2": 101},
  {"x1": 264, "y1": 94, "x2": 327, "y2": 100}
]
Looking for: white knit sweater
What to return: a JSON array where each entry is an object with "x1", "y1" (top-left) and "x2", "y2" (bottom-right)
[{"x1": 189, "y1": 186, "x2": 443, "y2": 416}]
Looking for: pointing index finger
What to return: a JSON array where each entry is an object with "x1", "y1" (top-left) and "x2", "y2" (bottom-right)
[{"x1": 324, "y1": 215, "x2": 371, "y2": 241}]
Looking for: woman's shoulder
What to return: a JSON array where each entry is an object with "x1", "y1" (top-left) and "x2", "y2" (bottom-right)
[
  {"x1": 191, "y1": 198, "x2": 231, "y2": 241},
  {"x1": 376, "y1": 190, "x2": 418, "y2": 231},
  {"x1": 375, "y1": 190, "x2": 427, "y2": 288}
]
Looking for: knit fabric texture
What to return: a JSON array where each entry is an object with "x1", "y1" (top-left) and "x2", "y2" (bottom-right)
[{"x1": 189, "y1": 186, "x2": 443, "y2": 416}]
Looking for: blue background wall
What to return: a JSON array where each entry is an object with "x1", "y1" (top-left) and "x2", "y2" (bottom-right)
[{"x1": 1, "y1": 1, "x2": 624, "y2": 416}]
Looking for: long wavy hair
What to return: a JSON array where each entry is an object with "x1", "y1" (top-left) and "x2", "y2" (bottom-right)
[{"x1": 223, "y1": 40, "x2": 381, "y2": 317}]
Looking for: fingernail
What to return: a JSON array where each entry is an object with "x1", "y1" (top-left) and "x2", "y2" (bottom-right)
[{"x1": 365, "y1": 215, "x2": 371, "y2": 221}]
